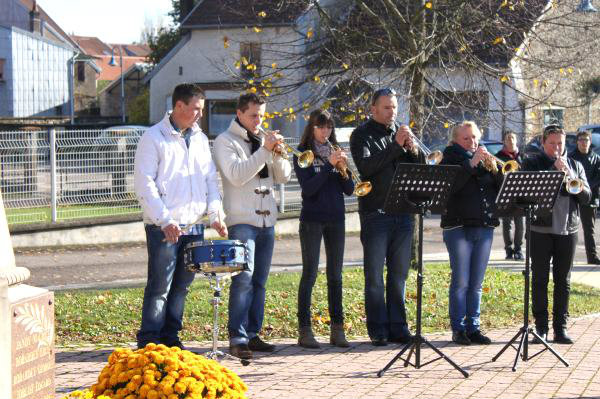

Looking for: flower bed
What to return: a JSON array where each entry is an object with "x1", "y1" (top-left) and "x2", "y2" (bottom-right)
[{"x1": 62, "y1": 344, "x2": 248, "y2": 399}]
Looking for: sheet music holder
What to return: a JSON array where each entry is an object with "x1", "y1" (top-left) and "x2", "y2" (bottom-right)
[
  {"x1": 383, "y1": 163, "x2": 460, "y2": 215},
  {"x1": 379, "y1": 163, "x2": 467, "y2": 378},
  {"x1": 495, "y1": 171, "x2": 564, "y2": 218},
  {"x1": 492, "y1": 170, "x2": 569, "y2": 371}
]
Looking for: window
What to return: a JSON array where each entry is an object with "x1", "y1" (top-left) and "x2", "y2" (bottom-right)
[
  {"x1": 240, "y1": 43, "x2": 261, "y2": 79},
  {"x1": 76, "y1": 62, "x2": 85, "y2": 82},
  {"x1": 208, "y1": 100, "x2": 237, "y2": 137},
  {"x1": 543, "y1": 108, "x2": 564, "y2": 127},
  {"x1": 0, "y1": 58, "x2": 5, "y2": 80}
]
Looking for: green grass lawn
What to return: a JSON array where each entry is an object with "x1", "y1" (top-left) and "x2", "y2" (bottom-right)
[
  {"x1": 6, "y1": 204, "x2": 140, "y2": 224},
  {"x1": 55, "y1": 264, "x2": 600, "y2": 346}
]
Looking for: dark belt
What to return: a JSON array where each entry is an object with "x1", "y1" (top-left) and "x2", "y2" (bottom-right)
[{"x1": 255, "y1": 210, "x2": 271, "y2": 216}]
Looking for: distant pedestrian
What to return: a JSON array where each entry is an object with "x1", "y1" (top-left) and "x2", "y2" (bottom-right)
[
  {"x1": 496, "y1": 130, "x2": 525, "y2": 260},
  {"x1": 569, "y1": 130, "x2": 600, "y2": 265},
  {"x1": 134, "y1": 83, "x2": 227, "y2": 350}
]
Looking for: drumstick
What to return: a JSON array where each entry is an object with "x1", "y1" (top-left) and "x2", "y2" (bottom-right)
[{"x1": 161, "y1": 217, "x2": 202, "y2": 242}]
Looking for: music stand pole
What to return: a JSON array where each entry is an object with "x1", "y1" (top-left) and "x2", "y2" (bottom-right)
[
  {"x1": 492, "y1": 205, "x2": 569, "y2": 370},
  {"x1": 491, "y1": 170, "x2": 569, "y2": 370},
  {"x1": 377, "y1": 201, "x2": 469, "y2": 378}
]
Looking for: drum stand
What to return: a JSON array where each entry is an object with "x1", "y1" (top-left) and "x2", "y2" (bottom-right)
[{"x1": 204, "y1": 273, "x2": 251, "y2": 366}]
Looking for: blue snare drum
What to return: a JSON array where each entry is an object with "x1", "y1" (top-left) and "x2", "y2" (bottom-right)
[{"x1": 184, "y1": 239, "x2": 249, "y2": 274}]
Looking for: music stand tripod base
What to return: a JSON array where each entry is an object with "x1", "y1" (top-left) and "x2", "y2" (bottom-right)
[
  {"x1": 492, "y1": 171, "x2": 569, "y2": 371},
  {"x1": 204, "y1": 272, "x2": 251, "y2": 366},
  {"x1": 378, "y1": 163, "x2": 468, "y2": 378}
]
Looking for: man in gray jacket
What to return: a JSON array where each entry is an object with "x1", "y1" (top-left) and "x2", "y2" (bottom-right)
[{"x1": 213, "y1": 93, "x2": 292, "y2": 360}]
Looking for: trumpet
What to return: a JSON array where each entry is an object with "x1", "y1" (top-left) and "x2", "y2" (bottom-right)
[
  {"x1": 481, "y1": 152, "x2": 520, "y2": 174},
  {"x1": 324, "y1": 138, "x2": 372, "y2": 197},
  {"x1": 406, "y1": 132, "x2": 443, "y2": 165},
  {"x1": 257, "y1": 127, "x2": 315, "y2": 168},
  {"x1": 555, "y1": 153, "x2": 584, "y2": 195}
]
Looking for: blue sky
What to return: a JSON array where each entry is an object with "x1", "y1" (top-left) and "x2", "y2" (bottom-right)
[{"x1": 36, "y1": 0, "x2": 174, "y2": 44}]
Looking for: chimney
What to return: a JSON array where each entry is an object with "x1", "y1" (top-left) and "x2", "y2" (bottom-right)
[
  {"x1": 180, "y1": 0, "x2": 195, "y2": 23},
  {"x1": 29, "y1": 1, "x2": 42, "y2": 34}
]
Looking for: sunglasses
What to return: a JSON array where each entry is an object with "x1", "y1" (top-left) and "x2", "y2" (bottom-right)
[
  {"x1": 372, "y1": 88, "x2": 397, "y2": 104},
  {"x1": 543, "y1": 124, "x2": 563, "y2": 134}
]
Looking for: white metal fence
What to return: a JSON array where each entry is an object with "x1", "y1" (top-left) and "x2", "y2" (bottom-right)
[{"x1": 0, "y1": 128, "x2": 357, "y2": 226}]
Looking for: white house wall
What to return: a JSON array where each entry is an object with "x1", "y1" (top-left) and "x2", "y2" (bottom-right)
[
  {"x1": 9, "y1": 27, "x2": 71, "y2": 117},
  {"x1": 149, "y1": 26, "x2": 306, "y2": 137}
]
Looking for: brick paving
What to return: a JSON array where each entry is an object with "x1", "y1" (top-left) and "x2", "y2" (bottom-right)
[{"x1": 55, "y1": 314, "x2": 600, "y2": 399}]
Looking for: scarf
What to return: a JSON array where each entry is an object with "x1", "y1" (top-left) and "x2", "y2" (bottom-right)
[{"x1": 237, "y1": 118, "x2": 269, "y2": 178}]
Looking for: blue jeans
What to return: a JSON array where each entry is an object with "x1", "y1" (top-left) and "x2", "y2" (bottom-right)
[
  {"x1": 443, "y1": 226, "x2": 493, "y2": 333},
  {"x1": 360, "y1": 211, "x2": 414, "y2": 340},
  {"x1": 297, "y1": 220, "x2": 345, "y2": 327},
  {"x1": 137, "y1": 224, "x2": 204, "y2": 346},
  {"x1": 227, "y1": 224, "x2": 275, "y2": 345}
]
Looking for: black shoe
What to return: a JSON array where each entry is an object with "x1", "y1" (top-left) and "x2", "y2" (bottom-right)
[
  {"x1": 389, "y1": 333, "x2": 413, "y2": 344},
  {"x1": 587, "y1": 256, "x2": 600, "y2": 265},
  {"x1": 466, "y1": 330, "x2": 491, "y2": 345},
  {"x1": 505, "y1": 248, "x2": 513, "y2": 260},
  {"x1": 229, "y1": 343, "x2": 253, "y2": 360},
  {"x1": 531, "y1": 328, "x2": 548, "y2": 344},
  {"x1": 452, "y1": 331, "x2": 471, "y2": 345},
  {"x1": 513, "y1": 250, "x2": 524, "y2": 261},
  {"x1": 553, "y1": 328, "x2": 574, "y2": 344},
  {"x1": 371, "y1": 338, "x2": 388, "y2": 347},
  {"x1": 162, "y1": 339, "x2": 186, "y2": 350},
  {"x1": 248, "y1": 336, "x2": 276, "y2": 352}
]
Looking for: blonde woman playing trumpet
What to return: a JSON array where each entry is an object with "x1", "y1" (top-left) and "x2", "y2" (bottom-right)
[
  {"x1": 294, "y1": 110, "x2": 355, "y2": 349},
  {"x1": 440, "y1": 121, "x2": 503, "y2": 346}
]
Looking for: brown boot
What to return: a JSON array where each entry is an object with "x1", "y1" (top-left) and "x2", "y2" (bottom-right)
[
  {"x1": 298, "y1": 326, "x2": 320, "y2": 349},
  {"x1": 330, "y1": 323, "x2": 350, "y2": 347}
]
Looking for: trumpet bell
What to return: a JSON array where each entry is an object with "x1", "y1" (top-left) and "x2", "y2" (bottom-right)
[
  {"x1": 297, "y1": 150, "x2": 314, "y2": 168},
  {"x1": 426, "y1": 151, "x2": 443, "y2": 165},
  {"x1": 354, "y1": 181, "x2": 372, "y2": 197},
  {"x1": 502, "y1": 160, "x2": 520, "y2": 174},
  {"x1": 566, "y1": 178, "x2": 584, "y2": 195}
]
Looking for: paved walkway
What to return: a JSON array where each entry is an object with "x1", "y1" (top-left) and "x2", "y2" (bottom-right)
[
  {"x1": 27, "y1": 217, "x2": 600, "y2": 398},
  {"x1": 56, "y1": 314, "x2": 600, "y2": 399}
]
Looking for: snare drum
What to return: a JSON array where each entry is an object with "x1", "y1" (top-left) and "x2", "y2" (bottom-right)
[{"x1": 184, "y1": 240, "x2": 249, "y2": 274}]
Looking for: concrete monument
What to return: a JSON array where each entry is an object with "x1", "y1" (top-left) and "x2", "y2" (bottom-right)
[{"x1": 0, "y1": 191, "x2": 55, "y2": 399}]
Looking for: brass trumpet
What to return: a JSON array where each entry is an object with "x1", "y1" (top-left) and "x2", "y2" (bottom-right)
[
  {"x1": 257, "y1": 127, "x2": 315, "y2": 168},
  {"x1": 482, "y1": 153, "x2": 520, "y2": 174},
  {"x1": 407, "y1": 133, "x2": 443, "y2": 165},
  {"x1": 555, "y1": 154, "x2": 584, "y2": 195},
  {"x1": 324, "y1": 138, "x2": 372, "y2": 197}
]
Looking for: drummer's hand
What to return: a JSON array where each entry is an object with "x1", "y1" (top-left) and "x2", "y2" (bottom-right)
[
  {"x1": 211, "y1": 220, "x2": 228, "y2": 237},
  {"x1": 162, "y1": 224, "x2": 182, "y2": 243}
]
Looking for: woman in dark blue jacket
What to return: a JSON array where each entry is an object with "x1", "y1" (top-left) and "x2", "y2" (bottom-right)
[{"x1": 294, "y1": 109, "x2": 354, "y2": 348}]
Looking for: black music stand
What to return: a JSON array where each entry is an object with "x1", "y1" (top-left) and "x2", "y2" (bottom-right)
[
  {"x1": 492, "y1": 170, "x2": 569, "y2": 371},
  {"x1": 377, "y1": 163, "x2": 468, "y2": 378}
]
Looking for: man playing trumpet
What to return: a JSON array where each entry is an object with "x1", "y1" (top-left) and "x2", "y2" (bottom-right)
[
  {"x1": 349, "y1": 88, "x2": 425, "y2": 346},
  {"x1": 213, "y1": 93, "x2": 292, "y2": 360},
  {"x1": 522, "y1": 125, "x2": 590, "y2": 344}
]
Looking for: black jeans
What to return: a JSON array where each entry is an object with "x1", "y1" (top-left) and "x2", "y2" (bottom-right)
[
  {"x1": 501, "y1": 216, "x2": 524, "y2": 251},
  {"x1": 530, "y1": 231, "x2": 577, "y2": 331},
  {"x1": 297, "y1": 220, "x2": 345, "y2": 327},
  {"x1": 580, "y1": 204, "x2": 597, "y2": 259}
]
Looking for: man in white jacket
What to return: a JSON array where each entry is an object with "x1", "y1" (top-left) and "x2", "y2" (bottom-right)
[
  {"x1": 134, "y1": 83, "x2": 227, "y2": 349},
  {"x1": 213, "y1": 93, "x2": 292, "y2": 360}
]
